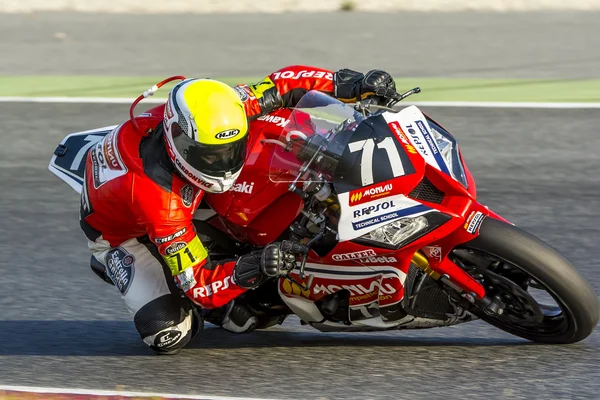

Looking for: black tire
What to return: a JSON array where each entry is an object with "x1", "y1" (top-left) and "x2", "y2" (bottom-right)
[{"x1": 456, "y1": 217, "x2": 599, "y2": 344}]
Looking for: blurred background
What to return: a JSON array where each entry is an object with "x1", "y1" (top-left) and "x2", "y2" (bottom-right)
[{"x1": 1, "y1": 1, "x2": 599, "y2": 399}]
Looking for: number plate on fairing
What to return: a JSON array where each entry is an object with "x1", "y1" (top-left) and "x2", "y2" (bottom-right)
[{"x1": 48, "y1": 126, "x2": 116, "y2": 194}]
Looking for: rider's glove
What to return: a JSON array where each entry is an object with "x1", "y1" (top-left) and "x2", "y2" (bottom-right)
[
  {"x1": 233, "y1": 241, "x2": 307, "y2": 289},
  {"x1": 334, "y1": 69, "x2": 398, "y2": 104}
]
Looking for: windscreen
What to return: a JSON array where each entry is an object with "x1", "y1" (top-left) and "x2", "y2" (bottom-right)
[{"x1": 268, "y1": 90, "x2": 367, "y2": 184}]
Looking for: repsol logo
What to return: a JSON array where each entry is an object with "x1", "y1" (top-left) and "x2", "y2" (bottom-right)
[
  {"x1": 271, "y1": 70, "x2": 334, "y2": 81},
  {"x1": 193, "y1": 276, "x2": 232, "y2": 298},
  {"x1": 353, "y1": 200, "x2": 396, "y2": 218},
  {"x1": 175, "y1": 159, "x2": 214, "y2": 188},
  {"x1": 215, "y1": 129, "x2": 240, "y2": 140},
  {"x1": 405, "y1": 123, "x2": 428, "y2": 156}
]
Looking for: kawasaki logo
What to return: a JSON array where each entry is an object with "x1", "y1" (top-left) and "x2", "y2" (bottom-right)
[
  {"x1": 349, "y1": 183, "x2": 393, "y2": 206},
  {"x1": 231, "y1": 181, "x2": 254, "y2": 194},
  {"x1": 257, "y1": 115, "x2": 289, "y2": 127}
]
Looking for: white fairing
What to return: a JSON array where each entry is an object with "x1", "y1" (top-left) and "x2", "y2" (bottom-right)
[
  {"x1": 336, "y1": 193, "x2": 434, "y2": 242},
  {"x1": 383, "y1": 106, "x2": 451, "y2": 176}
]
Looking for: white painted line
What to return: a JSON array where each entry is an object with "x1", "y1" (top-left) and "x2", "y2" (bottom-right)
[
  {"x1": 0, "y1": 385, "x2": 274, "y2": 400},
  {"x1": 2, "y1": 96, "x2": 600, "y2": 109},
  {"x1": 408, "y1": 101, "x2": 600, "y2": 109},
  {"x1": 0, "y1": 96, "x2": 165, "y2": 104}
]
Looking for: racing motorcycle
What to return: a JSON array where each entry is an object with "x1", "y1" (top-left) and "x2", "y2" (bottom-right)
[{"x1": 49, "y1": 86, "x2": 599, "y2": 343}]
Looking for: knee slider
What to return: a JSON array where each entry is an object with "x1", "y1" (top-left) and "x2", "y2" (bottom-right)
[{"x1": 134, "y1": 294, "x2": 202, "y2": 354}]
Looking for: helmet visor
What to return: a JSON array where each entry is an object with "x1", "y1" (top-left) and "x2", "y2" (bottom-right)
[{"x1": 171, "y1": 124, "x2": 247, "y2": 177}]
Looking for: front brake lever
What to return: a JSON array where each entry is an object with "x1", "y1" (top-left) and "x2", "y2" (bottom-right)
[
  {"x1": 389, "y1": 87, "x2": 421, "y2": 107},
  {"x1": 282, "y1": 222, "x2": 326, "y2": 291}
]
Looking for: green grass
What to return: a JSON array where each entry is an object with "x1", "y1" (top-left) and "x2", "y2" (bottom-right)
[{"x1": 1, "y1": 76, "x2": 600, "y2": 102}]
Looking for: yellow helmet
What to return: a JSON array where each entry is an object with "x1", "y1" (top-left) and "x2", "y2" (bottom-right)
[{"x1": 163, "y1": 78, "x2": 249, "y2": 193}]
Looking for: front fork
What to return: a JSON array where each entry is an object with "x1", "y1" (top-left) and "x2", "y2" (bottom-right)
[{"x1": 411, "y1": 250, "x2": 486, "y2": 298}]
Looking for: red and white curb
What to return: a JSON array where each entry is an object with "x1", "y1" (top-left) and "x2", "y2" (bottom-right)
[{"x1": 0, "y1": 385, "x2": 275, "y2": 400}]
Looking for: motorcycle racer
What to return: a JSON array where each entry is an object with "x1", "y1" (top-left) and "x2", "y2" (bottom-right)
[{"x1": 81, "y1": 65, "x2": 398, "y2": 354}]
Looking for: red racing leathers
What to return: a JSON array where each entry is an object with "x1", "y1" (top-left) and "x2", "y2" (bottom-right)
[{"x1": 81, "y1": 65, "x2": 337, "y2": 310}]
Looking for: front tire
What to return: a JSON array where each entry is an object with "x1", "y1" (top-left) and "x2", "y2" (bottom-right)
[{"x1": 453, "y1": 217, "x2": 599, "y2": 344}]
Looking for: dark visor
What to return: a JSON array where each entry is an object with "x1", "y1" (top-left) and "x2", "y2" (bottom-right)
[{"x1": 171, "y1": 124, "x2": 247, "y2": 177}]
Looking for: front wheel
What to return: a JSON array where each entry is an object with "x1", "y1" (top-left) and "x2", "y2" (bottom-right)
[{"x1": 451, "y1": 217, "x2": 599, "y2": 344}]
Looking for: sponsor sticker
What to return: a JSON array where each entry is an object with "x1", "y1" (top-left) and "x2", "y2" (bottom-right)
[
  {"x1": 359, "y1": 256, "x2": 398, "y2": 264},
  {"x1": 165, "y1": 241, "x2": 187, "y2": 255},
  {"x1": 180, "y1": 184, "x2": 194, "y2": 208},
  {"x1": 215, "y1": 129, "x2": 240, "y2": 140},
  {"x1": 233, "y1": 85, "x2": 249, "y2": 102},
  {"x1": 416, "y1": 120, "x2": 439, "y2": 155},
  {"x1": 163, "y1": 235, "x2": 208, "y2": 275},
  {"x1": 257, "y1": 114, "x2": 290, "y2": 128},
  {"x1": 352, "y1": 209, "x2": 403, "y2": 231},
  {"x1": 231, "y1": 181, "x2": 254, "y2": 194},
  {"x1": 349, "y1": 182, "x2": 394, "y2": 206},
  {"x1": 105, "y1": 247, "x2": 135, "y2": 295},
  {"x1": 387, "y1": 121, "x2": 418, "y2": 155},
  {"x1": 271, "y1": 70, "x2": 333, "y2": 81},
  {"x1": 154, "y1": 227, "x2": 186, "y2": 244},
  {"x1": 423, "y1": 246, "x2": 442, "y2": 261},
  {"x1": 464, "y1": 211, "x2": 485, "y2": 234},
  {"x1": 165, "y1": 93, "x2": 175, "y2": 119},
  {"x1": 154, "y1": 329, "x2": 182, "y2": 349},
  {"x1": 313, "y1": 280, "x2": 399, "y2": 298},
  {"x1": 175, "y1": 159, "x2": 214, "y2": 188},
  {"x1": 281, "y1": 279, "x2": 311, "y2": 298},
  {"x1": 249, "y1": 77, "x2": 276, "y2": 99},
  {"x1": 90, "y1": 128, "x2": 127, "y2": 188},
  {"x1": 193, "y1": 276, "x2": 231, "y2": 298},
  {"x1": 175, "y1": 268, "x2": 197, "y2": 292},
  {"x1": 404, "y1": 123, "x2": 429, "y2": 157},
  {"x1": 353, "y1": 200, "x2": 396, "y2": 218},
  {"x1": 332, "y1": 249, "x2": 376, "y2": 261}
]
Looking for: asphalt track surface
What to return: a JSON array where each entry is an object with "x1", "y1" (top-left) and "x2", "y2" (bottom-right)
[
  {"x1": 1, "y1": 12, "x2": 600, "y2": 78},
  {"x1": 1, "y1": 11, "x2": 600, "y2": 400},
  {"x1": 0, "y1": 102, "x2": 599, "y2": 399}
]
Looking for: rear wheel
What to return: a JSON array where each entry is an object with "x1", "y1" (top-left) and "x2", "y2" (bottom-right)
[{"x1": 451, "y1": 217, "x2": 599, "y2": 344}]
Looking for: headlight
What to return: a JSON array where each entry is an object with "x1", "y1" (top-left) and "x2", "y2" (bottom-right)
[
  {"x1": 427, "y1": 118, "x2": 468, "y2": 188},
  {"x1": 353, "y1": 212, "x2": 451, "y2": 250}
]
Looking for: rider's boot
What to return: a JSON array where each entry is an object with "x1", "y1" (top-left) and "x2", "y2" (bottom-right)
[{"x1": 203, "y1": 300, "x2": 258, "y2": 333}]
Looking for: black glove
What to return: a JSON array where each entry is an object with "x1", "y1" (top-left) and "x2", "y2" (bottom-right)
[
  {"x1": 334, "y1": 69, "x2": 397, "y2": 104},
  {"x1": 261, "y1": 240, "x2": 307, "y2": 277},
  {"x1": 233, "y1": 241, "x2": 307, "y2": 289}
]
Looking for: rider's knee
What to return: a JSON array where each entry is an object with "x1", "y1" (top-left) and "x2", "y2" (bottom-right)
[{"x1": 134, "y1": 294, "x2": 202, "y2": 355}]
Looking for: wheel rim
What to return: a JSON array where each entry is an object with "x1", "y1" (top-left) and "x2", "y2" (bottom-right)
[{"x1": 451, "y1": 249, "x2": 571, "y2": 337}]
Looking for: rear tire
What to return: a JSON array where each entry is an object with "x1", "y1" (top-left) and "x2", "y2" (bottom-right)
[{"x1": 455, "y1": 217, "x2": 599, "y2": 344}]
